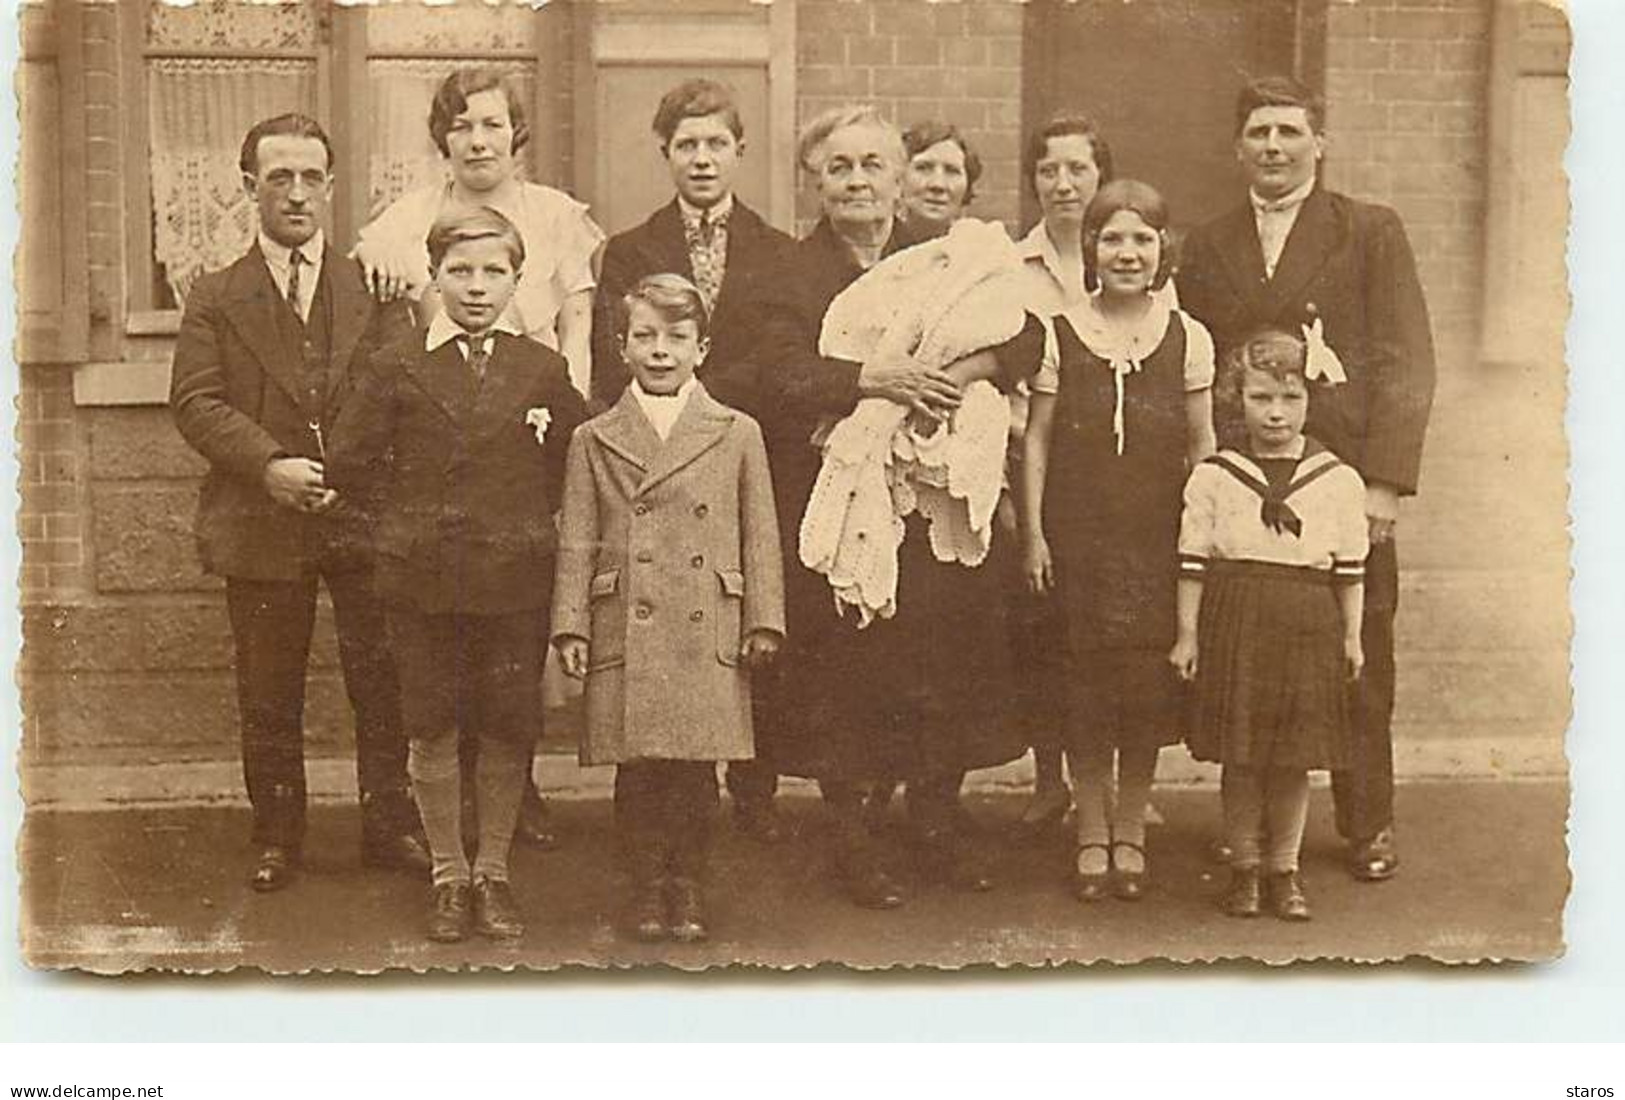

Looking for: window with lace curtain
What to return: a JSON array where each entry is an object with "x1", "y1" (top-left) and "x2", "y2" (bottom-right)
[{"x1": 122, "y1": 0, "x2": 559, "y2": 334}]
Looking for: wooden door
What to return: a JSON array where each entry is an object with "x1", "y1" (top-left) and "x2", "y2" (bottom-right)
[{"x1": 1022, "y1": 0, "x2": 1315, "y2": 233}]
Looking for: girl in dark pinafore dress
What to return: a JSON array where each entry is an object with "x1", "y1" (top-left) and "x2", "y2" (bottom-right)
[
  {"x1": 1021, "y1": 180, "x2": 1216, "y2": 902},
  {"x1": 1171, "y1": 329, "x2": 1369, "y2": 922}
]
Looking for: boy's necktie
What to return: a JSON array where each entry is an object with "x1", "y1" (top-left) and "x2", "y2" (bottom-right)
[{"x1": 461, "y1": 333, "x2": 491, "y2": 382}]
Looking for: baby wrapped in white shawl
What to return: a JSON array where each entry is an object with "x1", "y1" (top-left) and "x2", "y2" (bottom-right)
[{"x1": 799, "y1": 218, "x2": 1030, "y2": 626}]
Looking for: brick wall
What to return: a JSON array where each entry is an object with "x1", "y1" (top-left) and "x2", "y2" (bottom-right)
[
  {"x1": 793, "y1": 0, "x2": 1025, "y2": 232},
  {"x1": 17, "y1": 369, "x2": 86, "y2": 603},
  {"x1": 1321, "y1": 0, "x2": 1492, "y2": 354}
]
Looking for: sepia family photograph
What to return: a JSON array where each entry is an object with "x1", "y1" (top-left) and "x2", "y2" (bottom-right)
[{"x1": 11, "y1": 0, "x2": 1573, "y2": 974}]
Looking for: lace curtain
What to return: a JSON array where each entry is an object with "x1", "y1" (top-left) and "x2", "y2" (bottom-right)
[
  {"x1": 149, "y1": 57, "x2": 315, "y2": 305},
  {"x1": 366, "y1": 59, "x2": 539, "y2": 218}
]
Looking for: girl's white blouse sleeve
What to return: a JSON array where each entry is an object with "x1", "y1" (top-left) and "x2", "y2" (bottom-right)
[
  {"x1": 1179, "y1": 311, "x2": 1217, "y2": 392},
  {"x1": 1177, "y1": 463, "x2": 1220, "y2": 578}
]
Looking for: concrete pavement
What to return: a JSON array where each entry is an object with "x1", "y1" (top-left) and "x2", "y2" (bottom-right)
[{"x1": 20, "y1": 778, "x2": 1567, "y2": 972}]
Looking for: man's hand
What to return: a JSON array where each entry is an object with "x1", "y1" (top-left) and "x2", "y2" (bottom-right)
[
  {"x1": 353, "y1": 240, "x2": 416, "y2": 303},
  {"x1": 557, "y1": 637, "x2": 590, "y2": 680},
  {"x1": 1366, "y1": 482, "x2": 1400, "y2": 545},
  {"x1": 743, "y1": 629, "x2": 781, "y2": 670},
  {"x1": 263, "y1": 457, "x2": 336, "y2": 513},
  {"x1": 858, "y1": 351, "x2": 962, "y2": 420}
]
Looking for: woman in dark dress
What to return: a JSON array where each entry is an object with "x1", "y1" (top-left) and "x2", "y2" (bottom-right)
[{"x1": 713, "y1": 106, "x2": 1043, "y2": 909}]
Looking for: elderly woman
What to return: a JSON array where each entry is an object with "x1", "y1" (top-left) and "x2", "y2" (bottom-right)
[
  {"x1": 898, "y1": 120, "x2": 982, "y2": 237},
  {"x1": 354, "y1": 67, "x2": 604, "y2": 395},
  {"x1": 715, "y1": 106, "x2": 1043, "y2": 909}
]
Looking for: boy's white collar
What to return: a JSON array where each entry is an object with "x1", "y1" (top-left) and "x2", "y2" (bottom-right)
[{"x1": 425, "y1": 310, "x2": 524, "y2": 351}]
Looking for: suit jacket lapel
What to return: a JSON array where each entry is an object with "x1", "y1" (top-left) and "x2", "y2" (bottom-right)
[
  {"x1": 220, "y1": 246, "x2": 304, "y2": 406},
  {"x1": 1209, "y1": 205, "x2": 1269, "y2": 305},
  {"x1": 402, "y1": 335, "x2": 477, "y2": 425},
  {"x1": 323, "y1": 251, "x2": 375, "y2": 407},
  {"x1": 639, "y1": 386, "x2": 732, "y2": 495},
  {"x1": 641, "y1": 200, "x2": 696, "y2": 283},
  {"x1": 468, "y1": 334, "x2": 544, "y2": 441},
  {"x1": 1261, "y1": 188, "x2": 1342, "y2": 315},
  {"x1": 712, "y1": 201, "x2": 765, "y2": 324}
]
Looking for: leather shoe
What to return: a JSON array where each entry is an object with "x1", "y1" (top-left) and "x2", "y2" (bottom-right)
[
  {"x1": 733, "y1": 803, "x2": 788, "y2": 845},
  {"x1": 473, "y1": 877, "x2": 526, "y2": 940},
  {"x1": 1220, "y1": 866, "x2": 1262, "y2": 918},
  {"x1": 361, "y1": 831, "x2": 432, "y2": 874},
  {"x1": 1349, "y1": 827, "x2": 1399, "y2": 882},
  {"x1": 666, "y1": 877, "x2": 710, "y2": 943},
  {"x1": 249, "y1": 845, "x2": 295, "y2": 893},
  {"x1": 514, "y1": 791, "x2": 560, "y2": 850},
  {"x1": 1208, "y1": 836, "x2": 1235, "y2": 865},
  {"x1": 1071, "y1": 843, "x2": 1110, "y2": 903},
  {"x1": 1109, "y1": 841, "x2": 1148, "y2": 902},
  {"x1": 426, "y1": 881, "x2": 472, "y2": 943},
  {"x1": 844, "y1": 865, "x2": 907, "y2": 910},
  {"x1": 627, "y1": 879, "x2": 667, "y2": 943},
  {"x1": 1267, "y1": 871, "x2": 1312, "y2": 921}
]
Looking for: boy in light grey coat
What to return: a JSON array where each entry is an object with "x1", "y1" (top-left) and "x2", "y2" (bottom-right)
[{"x1": 553, "y1": 274, "x2": 784, "y2": 943}]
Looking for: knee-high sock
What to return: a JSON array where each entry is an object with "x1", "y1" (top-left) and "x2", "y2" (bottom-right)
[
  {"x1": 1264, "y1": 769, "x2": 1312, "y2": 874},
  {"x1": 409, "y1": 735, "x2": 469, "y2": 887},
  {"x1": 1221, "y1": 766, "x2": 1266, "y2": 871},
  {"x1": 471, "y1": 737, "x2": 529, "y2": 883}
]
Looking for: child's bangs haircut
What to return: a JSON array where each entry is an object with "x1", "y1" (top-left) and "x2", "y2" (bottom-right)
[
  {"x1": 617, "y1": 273, "x2": 710, "y2": 341},
  {"x1": 1082, "y1": 178, "x2": 1174, "y2": 291},
  {"x1": 1221, "y1": 327, "x2": 1309, "y2": 396},
  {"x1": 426, "y1": 205, "x2": 527, "y2": 272}
]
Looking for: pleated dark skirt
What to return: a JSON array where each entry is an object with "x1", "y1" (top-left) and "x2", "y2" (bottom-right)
[{"x1": 1186, "y1": 561, "x2": 1353, "y2": 770}]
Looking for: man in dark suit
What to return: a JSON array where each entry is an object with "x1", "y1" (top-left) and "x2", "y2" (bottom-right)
[
  {"x1": 592, "y1": 78, "x2": 797, "y2": 842},
  {"x1": 1179, "y1": 76, "x2": 1436, "y2": 882},
  {"x1": 170, "y1": 114, "x2": 429, "y2": 892}
]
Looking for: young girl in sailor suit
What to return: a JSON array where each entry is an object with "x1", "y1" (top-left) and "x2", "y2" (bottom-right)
[{"x1": 1170, "y1": 328, "x2": 1369, "y2": 922}]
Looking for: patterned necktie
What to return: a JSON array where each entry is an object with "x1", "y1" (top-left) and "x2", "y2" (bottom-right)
[
  {"x1": 686, "y1": 207, "x2": 727, "y2": 315},
  {"x1": 285, "y1": 248, "x2": 306, "y2": 322},
  {"x1": 462, "y1": 333, "x2": 491, "y2": 382}
]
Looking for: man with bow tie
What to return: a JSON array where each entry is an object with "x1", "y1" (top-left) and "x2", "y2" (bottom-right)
[
  {"x1": 591, "y1": 78, "x2": 797, "y2": 843},
  {"x1": 1179, "y1": 76, "x2": 1437, "y2": 883},
  {"x1": 170, "y1": 114, "x2": 429, "y2": 892}
]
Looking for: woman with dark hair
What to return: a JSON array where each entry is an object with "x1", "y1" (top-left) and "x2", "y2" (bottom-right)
[
  {"x1": 899, "y1": 121, "x2": 983, "y2": 237},
  {"x1": 1006, "y1": 115, "x2": 1118, "y2": 835},
  {"x1": 714, "y1": 105, "x2": 1043, "y2": 908},
  {"x1": 354, "y1": 67, "x2": 604, "y2": 396},
  {"x1": 1020, "y1": 179, "x2": 1216, "y2": 901}
]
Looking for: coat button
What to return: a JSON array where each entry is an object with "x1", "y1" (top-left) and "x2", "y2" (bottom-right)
[
  {"x1": 635, "y1": 604, "x2": 652, "y2": 620},
  {"x1": 690, "y1": 554, "x2": 704, "y2": 569},
  {"x1": 693, "y1": 504, "x2": 709, "y2": 518},
  {"x1": 690, "y1": 610, "x2": 704, "y2": 622},
  {"x1": 636, "y1": 550, "x2": 654, "y2": 563},
  {"x1": 634, "y1": 503, "x2": 650, "y2": 517}
]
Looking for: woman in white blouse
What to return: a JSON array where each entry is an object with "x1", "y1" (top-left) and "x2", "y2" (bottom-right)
[{"x1": 354, "y1": 67, "x2": 604, "y2": 397}]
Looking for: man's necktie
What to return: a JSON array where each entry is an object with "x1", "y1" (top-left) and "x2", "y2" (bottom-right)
[{"x1": 286, "y1": 248, "x2": 306, "y2": 322}]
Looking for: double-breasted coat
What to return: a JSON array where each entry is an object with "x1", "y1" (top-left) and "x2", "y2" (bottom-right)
[
  {"x1": 170, "y1": 245, "x2": 412, "y2": 579},
  {"x1": 325, "y1": 327, "x2": 588, "y2": 616},
  {"x1": 590, "y1": 198, "x2": 796, "y2": 409},
  {"x1": 551, "y1": 383, "x2": 786, "y2": 766}
]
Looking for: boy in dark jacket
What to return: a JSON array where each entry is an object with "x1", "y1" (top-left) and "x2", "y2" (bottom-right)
[{"x1": 330, "y1": 205, "x2": 587, "y2": 943}]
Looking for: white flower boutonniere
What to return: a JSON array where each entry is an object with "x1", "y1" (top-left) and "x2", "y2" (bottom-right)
[{"x1": 525, "y1": 407, "x2": 553, "y2": 445}]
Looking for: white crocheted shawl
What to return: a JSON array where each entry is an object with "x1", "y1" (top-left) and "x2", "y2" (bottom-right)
[{"x1": 799, "y1": 218, "x2": 1030, "y2": 626}]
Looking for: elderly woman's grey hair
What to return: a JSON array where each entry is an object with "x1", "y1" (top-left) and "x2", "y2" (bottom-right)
[{"x1": 796, "y1": 104, "x2": 906, "y2": 173}]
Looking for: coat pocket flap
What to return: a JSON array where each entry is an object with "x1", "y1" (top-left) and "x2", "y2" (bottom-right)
[
  {"x1": 717, "y1": 568, "x2": 746, "y2": 597},
  {"x1": 589, "y1": 569, "x2": 621, "y2": 600}
]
